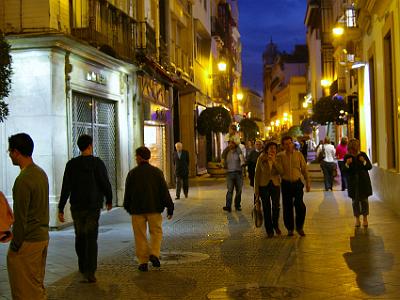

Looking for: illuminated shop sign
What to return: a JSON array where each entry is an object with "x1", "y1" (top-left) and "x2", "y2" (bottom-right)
[{"x1": 86, "y1": 71, "x2": 107, "y2": 85}]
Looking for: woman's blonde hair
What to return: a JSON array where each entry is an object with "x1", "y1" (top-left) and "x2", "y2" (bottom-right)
[{"x1": 347, "y1": 138, "x2": 360, "y2": 154}]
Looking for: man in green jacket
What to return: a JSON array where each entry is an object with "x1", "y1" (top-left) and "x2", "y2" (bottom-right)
[
  {"x1": 7, "y1": 133, "x2": 49, "y2": 300},
  {"x1": 124, "y1": 146, "x2": 174, "y2": 272}
]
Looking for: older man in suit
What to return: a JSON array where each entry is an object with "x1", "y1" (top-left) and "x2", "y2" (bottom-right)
[
  {"x1": 254, "y1": 142, "x2": 281, "y2": 238},
  {"x1": 173, "y1": 142, "x2": 190, "y2": 199}
]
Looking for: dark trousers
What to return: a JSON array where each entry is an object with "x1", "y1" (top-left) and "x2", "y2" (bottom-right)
[
  {"x1": 176, "y1": 176, "x2": 189, "y2": 198},
  {"x1": 259, "y1": 181, "x2": 280, "y2": 234},
  {"x1": 71, "y1": 209, "x2": 101, "y2": 275},
  {"x1": 337, "y1": 160, "x2": 348, "y2": 190},
  {"x1": 281, "y1": 179, "x2": 306, "y2": 231},
  {"x1": 352, "y1": 197, "x2": 369, "y2": 217},
  {"x1": 320, "y1": 161, "x2": 336, "y2": 190}
]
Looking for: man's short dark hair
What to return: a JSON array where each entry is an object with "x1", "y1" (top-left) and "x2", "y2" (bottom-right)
[
  {"x1": 77, "y1": 134, "x2": 93, "y2": 151},
  {"x1": 281, "y1": 135, "x2": 293, "y2": 145},
  {"x1": 8, "y1": 133, "x2": 34, "y2": 157},
  {"x1": 265, "y1": 141, "x2": 278, "y2": 152},
  {"x1": 136, "y1": 146, "x2": 151, "y2": 160}
]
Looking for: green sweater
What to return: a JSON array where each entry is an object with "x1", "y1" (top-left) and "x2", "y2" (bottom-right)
[{"x1": 11, "y1": 163, "x2": 49, "y2": 251}]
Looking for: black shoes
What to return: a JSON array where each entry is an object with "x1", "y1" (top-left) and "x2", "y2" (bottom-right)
[
  {"x1": 175, "y1": 197, "x2": 180, "y2": 200},
  {"x1": 296, "y1": 229, "x2": 306, "y2": 237},
  {"x1": 138, "y1": 263, "x2": 148, "y2": 272},
  {"x1": 275, "y1": 228, "x2": 282, "y2": 235},
  {"x1": 149, "y1": 255, "x2": 161, "y2": 268},
  {"x1": 223, "y1": 206, "x2": 232, "y2": 212},
  {"x1": 184, "y1": 193, "x2": 188, "y2": 198},
  {"x1": 267, "y1": 232, "x2": 274, "y2": 238},
  {"x1": 86, "y1": 273, "x2": 97, "y2": 283},
  {"x1": 235, "y1": 206, "x2": 242, "y2": 211},
  {"x1": 287, "y1": 230, "x2": 294, "y2": 236}
]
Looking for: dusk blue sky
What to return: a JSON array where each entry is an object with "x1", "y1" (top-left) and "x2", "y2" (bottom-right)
[{"x1": 238, "y1": 0, "x2": 307, "y2": 95}]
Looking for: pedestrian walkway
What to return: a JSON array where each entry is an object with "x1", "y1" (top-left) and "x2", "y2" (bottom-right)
[{"x1": 1, "y1": 177, "x2": 400, "y2": 299}]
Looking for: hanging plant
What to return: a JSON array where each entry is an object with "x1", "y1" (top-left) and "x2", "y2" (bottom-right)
[
  {"x1": 239, "y1": 118, "x2": 259, "y2": 141},
  {"x1": 197, "y1": 106, "x2": 231, "y2": 135},
  {"x1": 0, "y1": 32, "x2": 12, "y2": 122},
  {"x1": 312, "y1": 96, "x2": 347, "y2": 125}
]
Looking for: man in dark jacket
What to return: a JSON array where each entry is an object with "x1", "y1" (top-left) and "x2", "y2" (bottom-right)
[
  {"x1": 124, "y1": 146, "x2": 174, "y2": 272},
  {"x1": 58, "y1": 134, "x2": 112, "y2": 283},
  {"x1": 173, "y1": 142, "x2": 189, "y2": 199},
  {"x1": 246, "y1": 139, "x2": 264, "y2": 187}
]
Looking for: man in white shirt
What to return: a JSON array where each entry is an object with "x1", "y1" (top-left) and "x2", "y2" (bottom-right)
[{"x1": 317, "y1": 137, "x2": 337, "y2": 191}]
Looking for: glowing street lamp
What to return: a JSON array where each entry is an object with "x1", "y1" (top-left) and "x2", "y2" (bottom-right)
[
  {"x1": 217, "y1": 61, "x2": 227, "y2": 72},
  {"x1": 321, "y1": 79, "x2": 332, "y2": 88},
  {"x1": 332, "y1": 27, "x2": 344, "y2": 36},
  {"x1": 236, "y1": 92, "x2": 243, "y2": 101}
]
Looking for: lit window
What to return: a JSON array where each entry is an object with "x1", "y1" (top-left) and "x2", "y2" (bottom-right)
[{"x1": 346, "y1": 6, "x2": 357, "y2": 28}]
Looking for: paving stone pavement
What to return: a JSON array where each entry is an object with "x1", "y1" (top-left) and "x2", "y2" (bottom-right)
[{"x1": 1, "y1": 176, "x2": 400, "y2": 299}]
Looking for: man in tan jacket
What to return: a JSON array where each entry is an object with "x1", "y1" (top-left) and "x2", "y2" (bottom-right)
[{"x1": 276, "y1": 136, "x2": 310, "y2": 237}]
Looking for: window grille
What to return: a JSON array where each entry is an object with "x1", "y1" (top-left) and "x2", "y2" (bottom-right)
[{"x1": 71, "y1": 92, "x2": 118, "y2": 205}]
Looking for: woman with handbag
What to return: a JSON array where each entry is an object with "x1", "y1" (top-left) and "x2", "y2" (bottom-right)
[
  {"x1": 254, "y1": 142, "x2": 281, "y2": 238},
  {"x1": 317, "y1": 137, "x2": 337, "y2": 191},
  {"x1": 343, "y1": 138, "x2": 372, "y2": 227}
]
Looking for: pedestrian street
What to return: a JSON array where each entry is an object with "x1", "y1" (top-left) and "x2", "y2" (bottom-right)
[{"x1": 1, "y1": 176, "x2": 400, "y2": 299}]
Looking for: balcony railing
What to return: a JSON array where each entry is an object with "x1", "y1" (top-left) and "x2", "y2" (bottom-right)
[
  {"x1": 70, "y1": 0, "x2": 136, "y2": 62},
  {"x1": 134, "y1": 21, "x2": 157, "y2": 59}
]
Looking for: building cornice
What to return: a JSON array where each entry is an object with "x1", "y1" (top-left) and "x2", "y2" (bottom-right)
[{"x1": 6, "y1": 33, "x2": 138, "y2": 74}]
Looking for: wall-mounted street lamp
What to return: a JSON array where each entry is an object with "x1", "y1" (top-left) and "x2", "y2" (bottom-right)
[
  {"x1": 332, "y1": 26, "x2": 344, "y2": 36},
  {"x1": 321, "y1": 79, "x2": 332, "y2": 87},
  {"x1": 217, "y1": 61, "x2": 227, "y2": 72},
  {"x1": 236, "y1": 92, "x2": 243, "y2": 101}
]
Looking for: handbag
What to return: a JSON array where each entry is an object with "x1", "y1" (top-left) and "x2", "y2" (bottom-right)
[
  {"x1": 317, "y1": 145, "x2": 325, "y2": 163},
  {"x1": 252, "y1": 198, "x2": 263, "y2": 228}
]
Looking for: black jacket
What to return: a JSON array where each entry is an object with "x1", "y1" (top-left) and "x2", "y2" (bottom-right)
[
  {"x1": 123, "y1": 162, "x2": 174, "y2": 215},
  {"x1": 59, "y1": 155, "x2": 112, "y2": 213},
  {"x1": 343, "y1": 152, "x2": 373, "y2": 199},
  {"x1": 173, "y1": 150, "x2": 189, "y2": 177}
]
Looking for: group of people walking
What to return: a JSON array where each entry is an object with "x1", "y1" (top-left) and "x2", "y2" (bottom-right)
[
  {"x1": 2, "y1": 133, "x2": 174, "y2": 299},
  {"x1": 1, "y1": 131, "x2": 373, "y2": 299}
]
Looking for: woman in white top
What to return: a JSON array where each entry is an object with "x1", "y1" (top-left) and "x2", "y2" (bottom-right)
[{"x1": 317, "y1": 137, "x2": 337, "y2": 191}]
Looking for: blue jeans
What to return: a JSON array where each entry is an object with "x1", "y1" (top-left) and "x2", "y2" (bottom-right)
[
  {"x1": 71, "y1": 209, "x2": 101, "y2": 275},
  {"x1": 226, "y1": 171, "x2": 243, "y2": 208}
]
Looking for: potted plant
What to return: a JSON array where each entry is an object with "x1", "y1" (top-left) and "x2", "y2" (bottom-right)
[{"x1": 197, "y1": 106, "x2": 231, "y2": 176}]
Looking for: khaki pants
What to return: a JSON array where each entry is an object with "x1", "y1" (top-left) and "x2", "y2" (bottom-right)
[
  {"x1": 7, "y1": 240, "x2": 49, "y2": 300},
  {"x1": 131, "y1": 214, "x2": 162, "y2": 264}
]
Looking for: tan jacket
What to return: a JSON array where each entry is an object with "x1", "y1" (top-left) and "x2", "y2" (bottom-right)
[
  {"x1": 275, "y1": 150, "x2": 310, "y2": 185},
  {"x1": 254, "y1": 153, "x2": 281, "y2": 195},
  {"x1": 0, "y1": 191, "x2": 14, "y2": 243}
]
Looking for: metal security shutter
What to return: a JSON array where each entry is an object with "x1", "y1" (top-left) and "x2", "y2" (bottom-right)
[{"x1": 71, "y1": 92, "x2": 117, "y2": 206}]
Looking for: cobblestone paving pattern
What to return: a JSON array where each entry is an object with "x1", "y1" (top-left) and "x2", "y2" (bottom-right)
[{"x1": 1, "y1": 177, "x2": 400, "y2": 299}]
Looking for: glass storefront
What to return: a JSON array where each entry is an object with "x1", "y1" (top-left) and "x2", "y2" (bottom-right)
[{"x1": 144, "y1": 124, "x2": 166, "y2": 173}]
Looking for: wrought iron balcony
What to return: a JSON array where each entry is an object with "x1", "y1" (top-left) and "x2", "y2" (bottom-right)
[
  {"x1": 134, "y1": 21, "x2": 157, "y2": 59},
  {"x1": 70, "y1": 0, "x2": 135, "y2": 62}
]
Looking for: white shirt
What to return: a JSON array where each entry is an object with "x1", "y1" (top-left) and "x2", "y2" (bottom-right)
[{"x1": 318, "y1": 143, "x2": 336, "y2": 162}]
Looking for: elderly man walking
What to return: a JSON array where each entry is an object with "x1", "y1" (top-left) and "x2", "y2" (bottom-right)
[
  {"x1": 124, "y1": 146, "x2": 174, "y2": 271},
  {"x1": 173, "y1": 142, "x2": 190, "y2": 199}
]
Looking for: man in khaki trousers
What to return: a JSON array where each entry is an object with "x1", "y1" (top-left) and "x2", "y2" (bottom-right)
[
  {"x1": 123, "y1": 146, "x2": 174, "y2": 272},
  {"x1": 7, "y1": 133, "x2": 49, "y2": 300}
]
